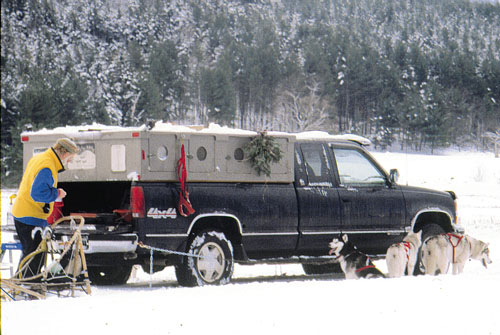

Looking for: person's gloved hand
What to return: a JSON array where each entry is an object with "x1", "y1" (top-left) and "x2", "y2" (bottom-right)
[{"x1": 58, "y1": 188, "x2": 67, "y2": 199}]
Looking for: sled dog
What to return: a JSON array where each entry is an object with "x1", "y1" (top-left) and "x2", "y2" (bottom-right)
[
  {"x1": 421, "y1": 233, "x2": 492, "y2": 275},
  {"x1": 328, "y1": 234, "x2": 385, "y2": 279},
  {"x1": 386, "y1": 231, "x2": 422, "y2": 278}
]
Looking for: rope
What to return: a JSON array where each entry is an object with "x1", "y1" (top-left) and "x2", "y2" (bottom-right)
[
  {"x1": 149, "y1": 248, "x2": 153, "y2": 289},
  {"x1": 136, "y1": 242, "x2": 203, "y2": 259}
]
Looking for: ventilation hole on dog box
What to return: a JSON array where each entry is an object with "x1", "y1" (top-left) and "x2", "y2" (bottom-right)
[
  {"x1": 197, "y1": 146, "x2": 207, "y2": 161},
  {"x1": 157, "y1": 146, "x2": 168, "y2": 161},
  {"x1": 234, "y1": 148, "x2": 244, "y2": 161}
]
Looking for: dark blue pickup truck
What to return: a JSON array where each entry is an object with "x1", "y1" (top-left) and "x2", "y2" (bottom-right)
[{"x1": 55, "y1": 133, "x2": 462, "y2": 286}]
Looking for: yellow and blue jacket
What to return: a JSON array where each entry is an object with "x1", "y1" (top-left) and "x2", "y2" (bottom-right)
[{"x1": 12, "y1": 148, "x2": 64, "y2": 227}]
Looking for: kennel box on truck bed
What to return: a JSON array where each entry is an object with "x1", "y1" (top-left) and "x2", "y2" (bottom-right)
[{"x1": 21, "y1": 123, "x2": 295, "y2": 183}]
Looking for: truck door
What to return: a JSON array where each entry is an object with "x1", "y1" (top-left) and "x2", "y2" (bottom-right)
[
  {"x1": 331, "y1": 145, "x2": 406, "y2": 255},
  {"x1": 295, "y1": 143, "x2": 342, "y2": 255}
]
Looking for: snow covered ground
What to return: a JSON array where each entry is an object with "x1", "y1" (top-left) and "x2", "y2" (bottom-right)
[{"x1": 2, "y1": 150, "x2": 500, "y2": 335}]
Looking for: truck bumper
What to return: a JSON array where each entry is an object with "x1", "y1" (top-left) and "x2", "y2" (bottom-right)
[{"x1": 83, "y1": 234, "x2": 138, "y2": 254}]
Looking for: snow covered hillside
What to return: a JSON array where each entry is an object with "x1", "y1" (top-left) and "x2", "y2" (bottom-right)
[{"x1": 2, "y1": 150, "x2": 500, "y2": 335}]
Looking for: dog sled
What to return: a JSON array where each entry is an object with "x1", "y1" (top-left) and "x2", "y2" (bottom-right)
[{"x1": 1, "y1": 216, "x2": 91, "y2": 301}]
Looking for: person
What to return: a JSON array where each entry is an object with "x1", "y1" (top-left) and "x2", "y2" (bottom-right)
[{"x1": 12, "y1": 137, "x2": 79, "y2": 278}]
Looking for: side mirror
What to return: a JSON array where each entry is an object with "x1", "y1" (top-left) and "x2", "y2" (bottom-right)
[{"x1": 389, "y1": 169, "x2": 399, "y2": 184}]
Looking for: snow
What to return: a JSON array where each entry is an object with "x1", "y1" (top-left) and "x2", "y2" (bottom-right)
[
  {"x1": 2, "y1": 150, "x2": 500, "y2": 335},
  {"x1": 293, "y1": 131, "x2": 372, "y2": 145},
  {"x1": 22, "y1": 121, "x2": 372, "y2": 143},
  {"x1": 23, "y1": 121, "x2": 260, "y2": 137},
  {"x1": 151, "y1": 122, "x2": 258, "y2": 136},
  {"x1": 22, "y1": 122, "x2": 147, "y2": 135}
]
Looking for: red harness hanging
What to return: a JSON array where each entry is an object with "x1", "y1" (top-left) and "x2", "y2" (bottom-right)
[
  {"x1": 446, "y1": 233, "x2": 464, "y2": 264},
  {"x1": 178, "y1": 142, "x2": 195, "y2": 217}
]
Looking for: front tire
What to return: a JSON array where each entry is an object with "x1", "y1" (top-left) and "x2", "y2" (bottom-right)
[
  {"x1": 421, "y1": 223, "x2": 445, "y2": 243},
  {"x1": 176, "y1": 230, "x2": 234, "y2": 287}
]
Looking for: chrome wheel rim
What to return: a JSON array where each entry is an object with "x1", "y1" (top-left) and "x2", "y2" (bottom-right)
[{"x1": 196, "y1": 242, "x2": 225, "y2": 283}]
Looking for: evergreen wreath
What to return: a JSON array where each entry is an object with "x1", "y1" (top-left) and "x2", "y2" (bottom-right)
[{"x1": 244, "y1": 131, "x2": 283, "y2": 177}]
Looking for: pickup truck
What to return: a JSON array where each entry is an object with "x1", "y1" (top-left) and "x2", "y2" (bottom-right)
[{"x1": 19, "y1": 125, "x2": 462, "y2": 286}]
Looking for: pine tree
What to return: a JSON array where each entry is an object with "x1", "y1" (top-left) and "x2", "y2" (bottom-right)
[{"x1": 2, "y1": 0, "x2": 500, "y2": 185}]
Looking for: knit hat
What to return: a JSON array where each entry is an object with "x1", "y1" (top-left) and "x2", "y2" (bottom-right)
[{"x1": 54, "y1": 138, "x2": 79, "y2": 154}]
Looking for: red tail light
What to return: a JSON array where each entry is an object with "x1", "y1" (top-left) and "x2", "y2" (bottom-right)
[{"x1": 131, "y1": 186, "x2": 145, "y2": 218}]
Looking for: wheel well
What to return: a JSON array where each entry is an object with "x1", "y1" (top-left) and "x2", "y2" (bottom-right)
[
  {"x1": 188, "y1": 216, "x2": 242, "y2": 245},
  {"x1": 413, "y1": 211, "x2": 453, "y2": 233}
]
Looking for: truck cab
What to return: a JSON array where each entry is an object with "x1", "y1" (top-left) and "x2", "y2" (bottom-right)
[{"x1": 295, "y1": 139, "x2": 407, "y2": 257}]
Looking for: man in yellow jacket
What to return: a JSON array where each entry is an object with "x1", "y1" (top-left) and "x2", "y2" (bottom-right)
[{"x1": 12, "y1": 137, "x2": 79, "y2": 278}]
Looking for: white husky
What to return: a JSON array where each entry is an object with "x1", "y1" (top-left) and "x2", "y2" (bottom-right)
[
  {"x1": 421, "y1": 233, "x2": 492, "y2": 275},
  {"x1": 386, "y1": 231, "x2": 422, "y2": 278}
]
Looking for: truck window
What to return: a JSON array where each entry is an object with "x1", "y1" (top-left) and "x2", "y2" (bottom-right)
[
  {"x1": 333, "y1": 148, "x2": 386, "y2": 186},
  {"x1": 300, "y1": 143, "x2": 331, "y2": 186}
]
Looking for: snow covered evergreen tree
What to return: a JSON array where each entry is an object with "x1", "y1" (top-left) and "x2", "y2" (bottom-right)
[{"x1": 1, "y1": 0, "x2": 499, "y2": 185}]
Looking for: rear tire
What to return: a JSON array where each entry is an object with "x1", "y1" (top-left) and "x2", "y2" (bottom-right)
[
  {"x1": 88, "y1": 265, "x2": 132, "y2": 285},
  {"x1": 175, "y1": 230, "x2": 234, "y2": 287},
  {"x1": 175, "y1": 264, "x2": 195, "y2": 287},
  {"x1": 413, "y1": 223, "x2": 445, "y2": 275}
]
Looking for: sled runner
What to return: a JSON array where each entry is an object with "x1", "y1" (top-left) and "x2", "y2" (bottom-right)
[{"x1": 1, "y1": 216, "x2": 91, "y2": 300}]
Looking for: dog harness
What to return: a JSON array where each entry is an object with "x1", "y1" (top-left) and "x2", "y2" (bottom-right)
[
  {"x1": 400, "y1": 241, "x2": 411, "y2": 262},
  {"x1": 177, "y1": 142, "x2": 195, "y2": 217},
  {"x1": 355, "y1": 265, "x2": 375, "y2": 273},
  {"x1": 446, "y1": 233, "x2": 464, "y2": 264}
]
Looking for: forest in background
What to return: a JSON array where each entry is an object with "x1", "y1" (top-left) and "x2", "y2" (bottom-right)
[{"x1": 1, "y1": 0, "x2": 499, "y2": 185}]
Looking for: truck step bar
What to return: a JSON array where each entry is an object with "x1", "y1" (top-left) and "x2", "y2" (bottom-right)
[{"x1": 237, "y1": 254, "x2": 384, "y2": 265}]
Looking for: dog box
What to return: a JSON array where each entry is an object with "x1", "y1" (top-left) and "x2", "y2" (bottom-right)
[
  {"x1": 21, "y1": 123, "x2": 295, "y2": 183},
  {"x1": 145, "y1": 123, "x2": 295, "y2": 182},
  {"x1": 21, "y1": 125, "x2": 147, "y2": 182}
]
